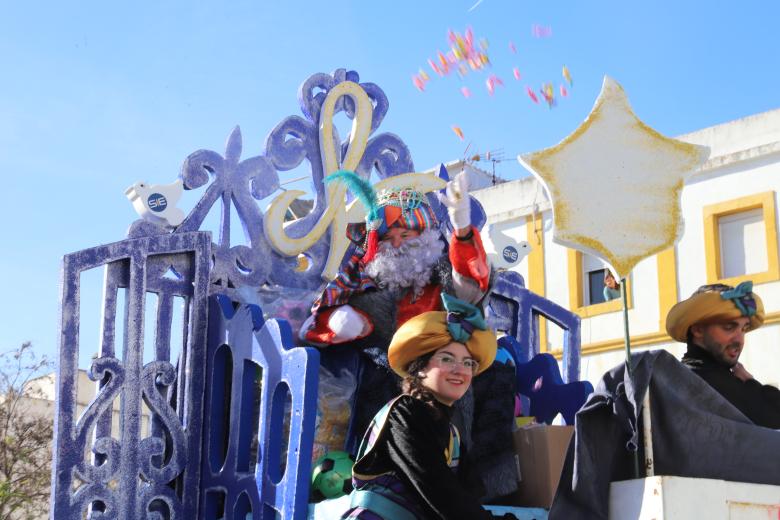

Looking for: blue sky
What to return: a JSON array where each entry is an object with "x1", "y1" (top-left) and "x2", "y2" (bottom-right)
[{"x1": 2, "y1": 0, "x2": 779, "y2": 364}]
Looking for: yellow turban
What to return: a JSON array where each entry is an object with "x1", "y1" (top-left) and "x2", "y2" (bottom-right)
[
  {"x1": 666, "y1": 281, "x2": 765, "y2": 343},
  {"x1": 388, "y1": 308, "x2": 497, "y2": 377}
]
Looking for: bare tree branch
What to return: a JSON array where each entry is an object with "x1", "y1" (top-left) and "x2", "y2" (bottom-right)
[{"x1": 0, "y1": 343, "x2": 53, "y2": 519}]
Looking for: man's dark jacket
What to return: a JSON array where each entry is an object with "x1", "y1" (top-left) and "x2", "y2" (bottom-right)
[
  {"x1": 682, "y1": 344, "x2": 780, "y2": 429},
  {"x1": 550, "y1": 350, "x2": 780, "y2": 520}
]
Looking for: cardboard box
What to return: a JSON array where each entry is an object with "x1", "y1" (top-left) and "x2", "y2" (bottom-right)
[{"x1": 510, "y1": 424, "x2": 574, "y2": 508}]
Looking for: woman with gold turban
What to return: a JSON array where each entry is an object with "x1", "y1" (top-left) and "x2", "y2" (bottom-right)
[{"x1": 340, "y1": 294, "x2": 503, "y2": 519}]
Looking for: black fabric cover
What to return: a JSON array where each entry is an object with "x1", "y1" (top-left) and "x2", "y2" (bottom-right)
[
  {"x1": 469, "y1": 362, "x2": 520, "y2": 499},
  {"x1": 550, "y1": 350, "x2": 780, "y2": 520},
  {"x1": 682, "y1": 344, "x2": 780, "y2": 428}
]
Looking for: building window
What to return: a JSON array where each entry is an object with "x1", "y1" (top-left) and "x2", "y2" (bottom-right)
[
  {"x1": 567, "y1": 250, "x2": 631, "y2": 318},
  {"x1": 719, "y1": 209, "x2": 767, "y2": 278},
  {"x1": 588, "y1": 269, "x2": 608, "y2": 305},
  {"x1": 703, "y1": 191, "x2": 779, "y2": 286}
]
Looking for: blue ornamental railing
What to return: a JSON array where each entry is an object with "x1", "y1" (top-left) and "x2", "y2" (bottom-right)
[{"x1": 50, "y1": 69, "x2": 582, "y2": 519}]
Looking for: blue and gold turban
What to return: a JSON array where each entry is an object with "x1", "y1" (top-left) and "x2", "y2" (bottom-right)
[
  {"x1": 388, "y1": 294, "x2": 497, "y2": 377},
  {"x1": 666, "y1": 281, "x2": 765, "y2": 343}
]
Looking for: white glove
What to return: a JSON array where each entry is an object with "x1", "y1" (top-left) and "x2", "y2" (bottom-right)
[
  {"x1": 328, "y1": 305, "x2": 369, "y2": 342},
  {"x1": 437, "y1": 172, "x2": 471, "y2": 231}
]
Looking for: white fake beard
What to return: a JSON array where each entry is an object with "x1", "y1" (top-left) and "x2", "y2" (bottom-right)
[{"x1": 365, "y1": 228, "x2": 444, "y2": 298}]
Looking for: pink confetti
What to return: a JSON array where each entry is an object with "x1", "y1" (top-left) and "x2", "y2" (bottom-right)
[
  {"x1": 540, "y1": 82, "x2": 556, "y2": 108},
  {"x1": 461, "y1": 86, "x2": 472, "y2": 98},
  {"x1": 419, "y1": 26, "x2": 493, "y2": 93},
  {"x1": 412, "y1": 75, "x2": 425, "y2": 91},
  {"x1": 509, "y1": 41, "x2": 517, "y2": 54},
  {"x1": 513, "y1": 67, "x2": 521, "y2": 81},
  {"x1": 526, "y1": 86, "x2": 539, "y2": 104},
  {"x1": 531, "y1": 24, "x2": 552, "y2": 38},
  {"x1": 485, "y1": 74, "x2": 504, "y2": 96},
  {"x1": 560, "y1": 84, "x2": 568, "y2": 97}
]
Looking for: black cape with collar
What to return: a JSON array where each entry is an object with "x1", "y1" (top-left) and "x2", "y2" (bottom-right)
[
  {"x1": 353, "y1": 395, "x2": 494, "y2": 520},
  {"x1": 682, "y1": 344, "x2": 780, "y2": 429}
]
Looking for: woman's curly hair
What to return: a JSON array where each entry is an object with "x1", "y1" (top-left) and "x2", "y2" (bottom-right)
[{"x1": 400, "y1": 352, "x2": 439, "y2": 410}]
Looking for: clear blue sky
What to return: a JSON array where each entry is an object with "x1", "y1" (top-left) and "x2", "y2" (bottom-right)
[{"x1": 2, "y1": 0, "x2": 779, "y2": 365}]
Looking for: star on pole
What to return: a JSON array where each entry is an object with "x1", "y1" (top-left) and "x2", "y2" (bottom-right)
[{"x1": 518, "y1": 76, "x2": 710, "y2": 278}]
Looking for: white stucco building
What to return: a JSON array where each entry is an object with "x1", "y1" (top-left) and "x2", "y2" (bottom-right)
[
  {"x1": 24, "y1": 370, "x2": 151, "y2": 434},
  {"x1": 473, "y1": 108, "x2": 780, "y2": 388},
  {"x1": 425, "y1": 159, "x2": 508, "y2": 190}
]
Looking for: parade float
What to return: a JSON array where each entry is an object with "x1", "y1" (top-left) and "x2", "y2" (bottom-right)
[
  {"x1": 48, "y1": 68, "x2": 780, "y2": 520},
  {"x1": 48, "y1": 69, "x2": 587, "y2": 519}
]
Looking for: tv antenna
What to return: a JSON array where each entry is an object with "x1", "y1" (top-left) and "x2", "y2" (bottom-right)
[{"x1": 468, "y1": 148, "x2": 508, "y2": 186}]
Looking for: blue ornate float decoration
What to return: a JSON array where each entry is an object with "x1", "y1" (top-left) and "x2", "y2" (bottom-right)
[
  {"x1": 50, "y1": 69, "x2": 581, "y2": 519},
  {"x1": 200, "y1": 296, "x2": 318, "y2": 519},
  {"x1": 51, "y1": 232, "x2": 211, "y2": 518}
]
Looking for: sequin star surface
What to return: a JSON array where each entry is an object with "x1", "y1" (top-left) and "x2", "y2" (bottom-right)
[{"x1": 518, "y1": 76, "x2": 710, "y2": 278}]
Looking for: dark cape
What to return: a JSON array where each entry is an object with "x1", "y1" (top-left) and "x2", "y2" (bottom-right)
[
  {"x1": 681, "y1": 344, "x2": 780, "y2": 429},
  {"x1": 346, "y1": 395, "x2": 494, "y2": 520},
  {"x1": 550, "y1": 350, "x2": 780, "y2": 520}
]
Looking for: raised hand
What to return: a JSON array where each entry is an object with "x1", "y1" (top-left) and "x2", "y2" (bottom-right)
[{"x1": 437, "y1": 172, "x2": 472, "y2": 233}]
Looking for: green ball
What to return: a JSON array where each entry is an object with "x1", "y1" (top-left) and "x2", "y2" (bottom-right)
[{"x1": 311, "y1": 451, "x2": 355, "y2": 499}]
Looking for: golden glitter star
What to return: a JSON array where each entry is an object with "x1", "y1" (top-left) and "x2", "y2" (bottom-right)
[{"x1": 518, "y1": 76, "x2": 709, "y2": 278}]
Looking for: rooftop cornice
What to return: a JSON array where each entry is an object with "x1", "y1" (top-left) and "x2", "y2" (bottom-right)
[{"x1": 691, "y1": 140, "x2": 780, "y2": 176}]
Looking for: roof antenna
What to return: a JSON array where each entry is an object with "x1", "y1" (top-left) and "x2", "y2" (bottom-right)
[{"x1": 469, "y1": 148, "x2": 507, "y2": 186}]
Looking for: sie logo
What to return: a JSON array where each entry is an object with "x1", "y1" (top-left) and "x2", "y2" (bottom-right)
[
  {"x1": 502, "y1": 246, "x2": 518, "y2": 263},
  {"x1": 147, "y1": 193, "x2": 168, "y2": 212}
]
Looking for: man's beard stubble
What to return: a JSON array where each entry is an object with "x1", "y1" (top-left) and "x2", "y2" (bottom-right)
[
  {"x1": 701, "y1": 332, "x2": 742, "y2": 368},
  {"x1": 364, "y1": 228, "x2": 444, "y2": 299}
]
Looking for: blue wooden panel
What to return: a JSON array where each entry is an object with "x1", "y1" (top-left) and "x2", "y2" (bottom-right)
[
  {"x1": 503, "y1": 345, "x2": 594, "y2": 425},
  {"x1": 199, "y1": 295, "x2": 319, "y2": 520},
  {"x1": 488, "y1": 271, "x2": 582, "y2": 383},
  {"x1": 50, "y1": 231, "x2": 211, "y2": 519}
]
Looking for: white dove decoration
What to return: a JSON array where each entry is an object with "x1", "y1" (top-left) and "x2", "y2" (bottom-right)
[
  {"x1": 486, "y1": 224, "x2": 532, "y2": 269},
  {"x1": 125, "y1": 178, "x2": 185, "y2": 228}
]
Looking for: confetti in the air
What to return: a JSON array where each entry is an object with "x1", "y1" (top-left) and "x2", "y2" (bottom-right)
[
  {"x1": 562, "y1": 65, "x2": 573, "y2": 86},
  {"x1": 410, "y1": 26, "x2": 491, "y2": 93},
  {"x1": 451, "y1": 125, "x2": 465, "y2": 140},
  {"x1": 409, "y1": 25, "x2": 574, "y2": 110},
  {"x1": 485, "y1": 74, "x2": 504, "y2": 95},
  {"x1": 467, "y1": 0, "x2": 484, "y2": 12},
  {"x1": 531, "y1": 24, "x2": 552, "y2": 38},
  {"x1": 412, "y1": 74, "x2": 426, "y2": 91},
  {"x1": 526, "y1": 86, "x2": 539, "y2": 104},
  {"x1": 540, "y1": 82, "x2": 556, "y2": 108}
]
